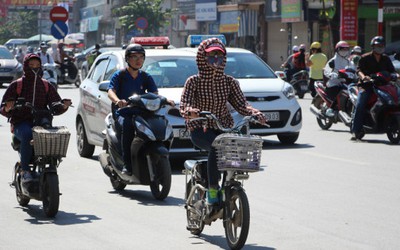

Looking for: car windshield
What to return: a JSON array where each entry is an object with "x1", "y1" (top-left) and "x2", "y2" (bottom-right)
[
  {"x1": 143, "y1": 56, "x2": 198, "y2": 88},
  {"x1": 225, "y1": 52, "x2": 277, "y2": 79},
  {"x1": 0, "y1": 48, "x2": 15, "y2": 59},
  {"x1": 143, "y1": 52, "x2": 277, "y2": 88}
]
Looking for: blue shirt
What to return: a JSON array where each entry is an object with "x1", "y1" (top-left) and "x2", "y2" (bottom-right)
[{"x1": 107, "y1": 69, "x2": 158, "y2": 100}]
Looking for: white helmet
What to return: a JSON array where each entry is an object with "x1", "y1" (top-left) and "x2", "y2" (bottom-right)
[
  {"x1": 292, "y1": 45, "x2": 299, "y2": 52},
  {"x1": 352, "y1": 46, "x2": 362, "y2": 54}
]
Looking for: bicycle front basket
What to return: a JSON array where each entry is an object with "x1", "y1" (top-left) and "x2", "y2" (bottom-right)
[
  {"x1": 212, "y1": 133, "x2": 263, "y2": 172},
  {"x1": 32, "y1": 126, "x2": 71, "y2": 157}
]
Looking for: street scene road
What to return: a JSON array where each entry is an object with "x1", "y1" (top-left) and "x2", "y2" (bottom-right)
[{"x1": 0, "y1": 86, "x2": 399, "y2": 249}]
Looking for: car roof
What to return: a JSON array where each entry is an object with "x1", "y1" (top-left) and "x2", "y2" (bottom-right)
[{"x1": 177, "y1": 46, "x2": 254, "y2": 54}]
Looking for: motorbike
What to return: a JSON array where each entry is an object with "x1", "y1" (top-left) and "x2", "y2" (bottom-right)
[
  {"x1": 348, "y1": 71, "x2": 400, "y2": 143},
  {"x1": 55, "y1": 58, "x2": 81, "y2": 88},
  {"x1": 10, "y1": 97, "x2": 70, "y2": 217},
  {"x1": 310, "y1": 68, "x2": 357, "y2": 130},
  {"x1": 290, "y1": 70, "x2": 310, "y2": 99},
  {"x1": 99, "y1": 92, "x2": 174, "y2": 200},
  {"x1": 42, "y1": 63, "x2": 58, "y2": 90},
  {"x1": 183, "y1": 111, "x2": 266, "y2": 249}
]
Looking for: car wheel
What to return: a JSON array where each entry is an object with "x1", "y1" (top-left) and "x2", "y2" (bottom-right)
[
  {"x1": 277, "y1": 132, "x2": 299, "y2": 145},
  {"x1": 76, "y1": 119, "x2": 95, "y2": 158}
]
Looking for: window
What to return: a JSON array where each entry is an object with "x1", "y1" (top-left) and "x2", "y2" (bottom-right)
[
  {"x1": 90, "y1": 58, "x2": 109, "y2": 83},
  {"x1": 104, "y1": 56, "x2": 118, "y2": 81}
]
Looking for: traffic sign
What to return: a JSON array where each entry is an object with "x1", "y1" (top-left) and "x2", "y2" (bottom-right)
[
  {"x1": 51, "y1": 21, "x2": 69, "y2": 40},
  {"x1": 135, "y1": 17, "x2": 148, "y2": 30},
  {"x1": 50, "y1": 6, "x2": 69, "y2": 23}
]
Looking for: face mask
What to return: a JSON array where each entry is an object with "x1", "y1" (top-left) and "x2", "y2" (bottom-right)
[
  {"x1": 206, "y1": 55, "x2": 224, "y2": 68},
  {"x1": 338, "y1": 50, "x2": 349, "y2": 57},
  {"x1": 373, "y1": 47, "x2": 385, "y2": 55}
]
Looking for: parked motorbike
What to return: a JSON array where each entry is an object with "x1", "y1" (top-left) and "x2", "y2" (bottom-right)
[
  {"x1": 184, "y1": 111, "x2": 266, "y2": 249},
  {"x1": 10, "y1": 97, "x2": 71, "y2": 217},
  {"x1": 55, "y1": 58, "x2": 80, "y2": 87},
  {"x1": 310, "y1": 68, "x2": 357, "y2": 130},
  {"x1": 99, "y1": 92, "x2": 174, "y2": 200},
  {"x1": 42, "y1": 63, "x2": 58, "y2": 90},
  {"x1": 348, "y1": 71, "x2": 400, "y2": 143}
]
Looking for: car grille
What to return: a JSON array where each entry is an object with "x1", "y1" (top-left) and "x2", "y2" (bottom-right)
[
  {"x1": 167, "y1": 107, "x2": 181, "y2": 117},
  {"x1": 171, "y1": 138, "x2": 195, "y2": 149},
  {"x1": 250, "y1": 110, "x2": 290, "y2": 129},
  {"x1": 246, "y1": 96, "x2": 280, "y2": 102},
  {"x1": 0, "y1": 76, "x2": 15, "y2": 83}
]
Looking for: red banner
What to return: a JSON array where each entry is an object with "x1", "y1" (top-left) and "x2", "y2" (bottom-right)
[
  {"x1": 340, "y1": 0, "x2": 358, "y2": 45},
  {"x1": 1, "y1": 0, "x2": 60, "y2": 5}
]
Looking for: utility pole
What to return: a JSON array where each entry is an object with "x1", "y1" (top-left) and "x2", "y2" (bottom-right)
[{"x1": 378, "y1": 0, "x2": 384, "y2": 36}]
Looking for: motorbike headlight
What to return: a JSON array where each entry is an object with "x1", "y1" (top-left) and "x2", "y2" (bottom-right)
[
  {"x1": 135, "y1": 120, "x2": 156, "y2": 141},
  {"x1": 142, "y1": 98, "x2": 161, "y2": 111},
  {"x1": 282, "y1": 82, "x2": 296, "y2": 99}
]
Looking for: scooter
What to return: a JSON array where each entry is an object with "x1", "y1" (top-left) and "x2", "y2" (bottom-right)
[
  {"x1": 310, "y1": 68, "x2": 357, "y2": 130},
  {"x1": 290, "y1": 70, "x2": 309, "y2": 99},
  {"x1": 99, "y1": 92, "x2": 174, "y2": 200},
  {"x1": 10, "y1": 97, "x2": 70, "y2": 217},
  {"x1": 42, "y1": 63, "x2": 58, "y2": 90},
  {"x1": 348, "y1": 71, "x2": 400, "y2": 143},
  {"x1": 55, "y1": 58, "x2": 81, "y2": 88}
]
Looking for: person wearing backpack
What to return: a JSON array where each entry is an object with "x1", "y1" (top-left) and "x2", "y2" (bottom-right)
[
  {"x1": 0, "y1": 54, "x2": 72, "y2": 183},
  {"x1": 107, "y1": 44, "x2": 159, "y2": 175}
]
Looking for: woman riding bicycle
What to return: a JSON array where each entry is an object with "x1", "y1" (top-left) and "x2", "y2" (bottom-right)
[{"x1": 179, "y1": 37, "x2": 266, "y2": 207}]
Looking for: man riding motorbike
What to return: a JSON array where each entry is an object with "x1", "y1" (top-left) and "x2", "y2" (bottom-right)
[
  {"x1": 107, "y1": 44, "x2": 159, "y2": 175},
  {"x1": 0, "y1": 54, "x2": 72, "y2": 182},
  {"x1": 37, "y1": 42, "x2": 54, "y2": 65},
  {"x1": 323, "y1": 41, "x2": 356, "y2": 117},
  {"x1": 351, "y1": 36, "x2": 396, "y2": 140}
]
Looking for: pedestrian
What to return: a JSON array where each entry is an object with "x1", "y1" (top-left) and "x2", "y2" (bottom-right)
[{"x1": 306, "y1": 41, "x2": 327, "y2": 97}]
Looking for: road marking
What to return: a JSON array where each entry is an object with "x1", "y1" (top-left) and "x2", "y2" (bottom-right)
[{"x1": 303, "y1": 151, "x2": 369, "y2": 166}]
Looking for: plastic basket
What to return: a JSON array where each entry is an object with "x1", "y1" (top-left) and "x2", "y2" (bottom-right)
[
  {"x1": 32, "y1": 126, "x2": 71, "y2": 157},
  {"x1": 212, "y1": 133, "x2": 263, "y2": 172}
]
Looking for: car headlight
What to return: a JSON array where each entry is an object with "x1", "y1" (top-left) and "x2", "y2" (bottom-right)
[
  {"x1": 135, "y1": 120, "x2": 156, "y2": 141},
  {"x1": 142, "y1": 98, "x2": 161, "y2": 111},
  {"x1": 282, "y1": 82, "x2": 296, "y2": 99}
]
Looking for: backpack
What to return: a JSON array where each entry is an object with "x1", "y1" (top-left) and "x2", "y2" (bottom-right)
[
  {"x1": 111, "y1": 69, "x2": 149, "y2": 120},
  {"x1": 16, "y1": 78, "x2": 50, "y2": 96},
  {"x1": 292, "y1": 52, "x2": 306, "y2": 70}
]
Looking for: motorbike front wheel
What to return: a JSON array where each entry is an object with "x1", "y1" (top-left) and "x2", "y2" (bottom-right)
[
  {"x1": 42, "y1": 172, "x2": 60, "y2": 217},
  {"x1": 185, "y1": 181, "x2": 205, "y2": 235},
  {"x1": 14, "y1": 163, "x2": 30, "y2": 206},
  {"x1": 150, "y1": 156, "x2": 171, "y2": 200},
  {"x1": 223, "y1": 188, "x2": 250, "y2": 250},
  {"x1": 313, "y1": 96, "x2": 333, "y2": 130}
]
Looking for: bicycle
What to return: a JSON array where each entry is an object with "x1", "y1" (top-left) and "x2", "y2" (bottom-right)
[{"x1": 183, "y1": 111, "x2": 266, "y2": 249}]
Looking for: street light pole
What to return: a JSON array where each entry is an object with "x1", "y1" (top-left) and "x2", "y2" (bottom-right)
[{"x1": 378, "y1": 0, "x2": 384, "y2": 36}]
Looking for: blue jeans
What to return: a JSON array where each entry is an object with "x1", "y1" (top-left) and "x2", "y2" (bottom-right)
[
  {"x1": 117, "y1": 115, "x2": 135, "y2": 170},
  {"x1": 352, "y1": 87, "x2": 373, "y2": 134},
  {"x1": 190, "y1": 128, "x2": 220, "y2": 188},
  {"x1": 13, "y1": 121, "x2": 33, "y2": 171}
]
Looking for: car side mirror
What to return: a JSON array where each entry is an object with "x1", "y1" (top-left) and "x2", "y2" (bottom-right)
[{"x1": 99, "y1": 81, "x2": 110, "y2": 92}]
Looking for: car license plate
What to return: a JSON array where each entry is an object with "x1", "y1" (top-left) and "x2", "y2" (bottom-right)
[{"x1": 264, "y1": 112, "x2": 280, "y2": 121}]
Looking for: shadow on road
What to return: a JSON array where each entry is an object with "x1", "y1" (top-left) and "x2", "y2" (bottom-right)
[
  {"x1": 111, "y1": 189, "x2": 184, "y2": 207},
  {"x1": 190, "y1": 234, "x2": 275, "y2": 250},
  {"x1": 19, "y1": 205, "x2": 101, "y2": 225},
  {"x1": 262, "y1": 139, "x2": 314, "y2": 150}
]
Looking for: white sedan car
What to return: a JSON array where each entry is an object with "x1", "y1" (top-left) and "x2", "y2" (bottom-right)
[{"x1": 76, "y1": 46, "x2": 302, "y2": 158}]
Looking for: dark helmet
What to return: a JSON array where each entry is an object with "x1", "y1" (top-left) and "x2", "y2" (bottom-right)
[
  {"x1": 125, "y1": 43, "x2": 145, "y2": 61},
  {"x1": 370, "y1": 36, "x2": 385, "y2": 46},
  {"x1": 40, "y1": 42, "x2": 48, "y2": 48}
]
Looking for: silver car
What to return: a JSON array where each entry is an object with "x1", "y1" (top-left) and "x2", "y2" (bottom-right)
[{"x1": 0, "y1": 45, "x2": 23, "y2": 87}]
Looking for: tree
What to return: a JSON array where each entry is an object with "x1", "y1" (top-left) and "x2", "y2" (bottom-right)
[
  {"x1": 0, "y1": 10, "x2": 38, "y2": 44},
  {"x1": 113, "y1": 0, "x2": 171, "y2": 37}
]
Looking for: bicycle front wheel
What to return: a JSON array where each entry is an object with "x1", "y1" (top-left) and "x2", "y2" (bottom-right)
[{"x1": 223, "y1": 188, "x2": 250, "y2": 250}]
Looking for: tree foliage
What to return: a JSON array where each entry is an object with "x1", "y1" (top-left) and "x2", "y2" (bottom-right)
[
  {"x1": 0, "y1": 11, "x2": 38, "y2": 44},
  {"x1": 113, "y1": 0, "x2": 171, "y2": 36}
]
